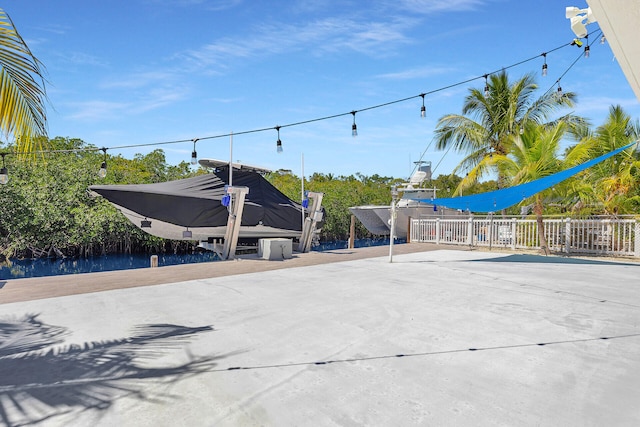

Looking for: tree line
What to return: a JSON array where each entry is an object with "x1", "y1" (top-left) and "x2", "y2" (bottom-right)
[
  {"x1": 0, "y1": 137, "x2": 471, "y2": 259},
  {"x1": 0, "y1": 138, "x2": 202, "y2": 260}
]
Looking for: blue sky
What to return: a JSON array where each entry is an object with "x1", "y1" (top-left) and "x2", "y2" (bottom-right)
[{"x1": 6, "y1": 0, "x2": 640, "y2": 180}]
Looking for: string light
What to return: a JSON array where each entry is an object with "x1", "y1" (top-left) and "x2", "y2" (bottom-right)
[
  {"x1": 541, "y1": 53, "x2": 548, "y2": 76},
  {"x1": 275, "y1": 126, "x2": 283, "y2": 153},
  {"x1": 98, "y1": 147, "x2": 107, "y2": 178},
  {"x1": 420, "y1": 93, "x2": 426, "y2": 118},
  {"x1": 584, "y1": 34, "x2": 590, "y2": 58},
  {"x1": 351, "y1": 111, "x2": 358, "y2": 137},
  {"x1": 600, "y1": 34, "x2": 606, "y2": 44},
  {"x1": 0, "y1": 32, "x2": 601, "y2": 161},
  {"x1": 191, "y1": 138, "x2": 198, "y2": 165},
  {"x1": 483, "y1": 75, "x2": 490, "y2": 97},
  {"x1": 0, "y1": 153, "x2": 8, "y2": 185},
  {"x1": 557, "y1": 81, "x2": 563, "y2": 97}
]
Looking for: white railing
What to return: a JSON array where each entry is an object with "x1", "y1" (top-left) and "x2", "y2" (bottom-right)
[{"x1": 409, "y1": 216, "x2": 640, "y2": 257}]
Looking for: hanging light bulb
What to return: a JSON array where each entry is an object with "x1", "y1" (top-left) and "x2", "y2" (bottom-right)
[
  {"x1": 584, "y1": 44, "x2": 590, "y2": 58},
  {"x1": 275, "y1": 126, "x2": 283, "y2": 153},
  {"x1": 600, "y1": 34, "x2": 606, "y2": 44},
  {"x1": 98, "y1": 147, "x2": 107, "y2": 178},
  {"x1": 541, "y1": 53, "x2": 548, "y2": 76},
  {"x1": 420, "y1": 94, "x2": 426, "y2": 118},
  {"x1": 351, "y1": 111, "x2": 358, "y2": 137},
  {"x1": 557, "y1": 84, "x2": 563, "y2": 97},
  {"x1": 483, "y1": 75, "x2": 490, "y2": 97},
  {"x1": 182, "y1": 228, "x2": 192, "y2": 239},
  {"x1": 0, "y1": 154, "x2": 8, "y2": 185},
  {"x1": 191, "y1": 138, "x2": 198, "y2": 165}
]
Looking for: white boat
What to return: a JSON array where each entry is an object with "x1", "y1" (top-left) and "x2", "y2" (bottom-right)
[{"x1": 349, "y1": 162, "x2": 464, "y2": 239}]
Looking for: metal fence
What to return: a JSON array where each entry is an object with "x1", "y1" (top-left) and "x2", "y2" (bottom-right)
[{"x1": 409, "y1": 216, "x2": 640, "y2": 257}]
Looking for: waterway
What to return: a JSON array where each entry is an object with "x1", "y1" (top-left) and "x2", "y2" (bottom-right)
[{"x1": 0, "y1": 238, "x2": 403, "y2": 280}]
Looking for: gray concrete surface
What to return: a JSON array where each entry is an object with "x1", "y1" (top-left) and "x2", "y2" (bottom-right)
[{"x1": 1, "y1": 249, "x2": 639, "y2": 426}]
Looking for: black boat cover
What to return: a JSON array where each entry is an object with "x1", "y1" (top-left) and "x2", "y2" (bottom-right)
[{"x1": 89, "y1": 169, "x2": 303, "y2": 231}]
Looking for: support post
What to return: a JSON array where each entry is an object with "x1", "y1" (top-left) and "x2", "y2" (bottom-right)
[
  {"x1": 348, "y1": 214, "x2": 356, "y2": 249},
  {"x1": 488, "y1": 213, "x2": 494, "y2": 251},
  {"x1": 565, "y1": 217, "x2": 572, "y2": 254},
  {"x1": 635, "y1": 220, "x2": 640, "y2": 257},
  {"x1": 389, "y1": 186, "x2": 399, "y2": 263},
  {"x1": 298, "y1": 192, "x2": 324, "y2": 253},
  {"x1": 221, "y1": 186, "x2": 249, "y2": 260}
]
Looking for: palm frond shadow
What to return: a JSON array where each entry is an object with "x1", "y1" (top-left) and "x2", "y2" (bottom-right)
[{"x1": 0, "y1": 314, "x2": 221, "y2": 427}]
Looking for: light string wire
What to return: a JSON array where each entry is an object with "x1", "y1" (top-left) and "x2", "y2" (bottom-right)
[
  {"x1": 429, "y1": 28, "x2": 603, "y2": 176},
  {"x1": 0, "y1": 31, "x2": 601, "y2": 159}
]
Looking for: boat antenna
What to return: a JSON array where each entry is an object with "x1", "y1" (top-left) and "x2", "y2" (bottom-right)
[{"x1": 229, "y1": 131, "x2": 233, "y2": 187}]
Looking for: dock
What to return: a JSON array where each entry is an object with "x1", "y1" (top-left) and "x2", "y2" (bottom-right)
[{"x1": 1, "y1": 243, "x2": 639, "y2": 426}]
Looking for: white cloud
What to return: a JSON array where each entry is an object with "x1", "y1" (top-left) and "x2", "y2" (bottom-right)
[
  {"x1": 66, "y1": 100, "x2": 129, "y2": 121},
  {"x1": 132, "y1": 87, "x2": 189, "y2": 113},
  {"x1": 100, "y1": 71, "x2": 178, "y2": 90},
  {"x1": 65, "y1": 85, "x2": 189, "y2": 120},
  {"x1": 178, "y1": 16, "x2": 415, "y2": 71},
  {"x1": 573, "y1": 96, "x2": 640, "y2": 113},
  {"x1": 144, "y1": 0, "x2": 243, "y2": 12},
  {"x1": 393, "y1": 0, "x2": 487, "y2": 14},
  {"x1": 376, "y1": 66, "x2": 456, "y2": 80},
  {"x1": 33, "y1": 23, "x2": 69, "y2": 35},
  {"x1": 63, "y1": 51, "x2": 108, "y2": 67}
]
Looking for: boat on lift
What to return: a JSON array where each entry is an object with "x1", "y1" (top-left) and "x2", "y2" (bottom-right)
[
  {"x1": 349, "y1": 161, "x2": 464, "y2": 239},
  {"x1": 89, "y1": 159, "x2": 311, "y2": 243}
]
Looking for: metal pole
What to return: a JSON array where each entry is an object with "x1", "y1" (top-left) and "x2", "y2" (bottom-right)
[
  {"x1": 228, "y1": 131, "x2": 233, "y2": 213},
  {"x1": 389, "y1": 185, "x2": 398, "y2": 263},
  {"x1": 229, "y1": 132, "x2": 233, "y2": 187},
  {"x1": 301, "y1": 152, "x2": 305, "y2": 232}
]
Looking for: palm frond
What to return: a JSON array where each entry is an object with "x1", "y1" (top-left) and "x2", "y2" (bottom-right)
[{"x1": 0, "y1": 8, "x2": 48, "y2": 154}]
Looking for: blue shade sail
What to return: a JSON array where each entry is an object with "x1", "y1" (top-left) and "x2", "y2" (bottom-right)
[{"x1": 411, "y1": 142, "x2": 636, "y2": 213}]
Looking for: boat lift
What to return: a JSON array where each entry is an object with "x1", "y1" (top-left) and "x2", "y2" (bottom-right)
[
  {"x1": 217, "y1": 188, "x2": 324, "y2": 259},
  {"x1": 298, "y1": 191, "x2": 324, "y2": 253}
]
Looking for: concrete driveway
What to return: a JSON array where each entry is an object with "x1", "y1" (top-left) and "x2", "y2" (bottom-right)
[{"x1": 1, "y1": 249, "x2": 639, "y2": 426}]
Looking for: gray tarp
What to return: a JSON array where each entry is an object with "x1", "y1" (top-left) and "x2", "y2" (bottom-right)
[{"x1": 90, "y1": 169, "x2": 304, "y2": 232}]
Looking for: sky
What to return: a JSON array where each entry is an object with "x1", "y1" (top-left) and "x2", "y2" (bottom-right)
[{"x1": 5, "y1": 0, "x2": 640, "y2": 180}]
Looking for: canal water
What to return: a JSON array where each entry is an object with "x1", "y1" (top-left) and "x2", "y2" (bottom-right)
[{"x1": 0, "y1": 238, "x2": 403, "y2": 280}]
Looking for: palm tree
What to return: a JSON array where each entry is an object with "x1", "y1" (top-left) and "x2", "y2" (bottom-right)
[
  {"x1": 579, "y1": 105, "x2": 640, "y2": 215},
  {"x1": 0, "y1": 8, "x2": 48, "y2": 154},
  {"x1": 434, "y1": 70, "x2": 583, "y2": 194},
  {"x1": 490, "y1": 121, "x2": 591, "y2": 253}
]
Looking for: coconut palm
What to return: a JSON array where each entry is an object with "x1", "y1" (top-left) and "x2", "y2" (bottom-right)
[
  {"x1": 0, "y1": 8, "x2": 48, "y2": 154},
  {"x1": 434, "y1": 70, "x2": 584, "y2": 194},
  {"x1": 579, "y1": 105, "x2": 640, "y2": 214},
  {"x1": 490, "y1": 121, "x2": 591, "y2": 253}
]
